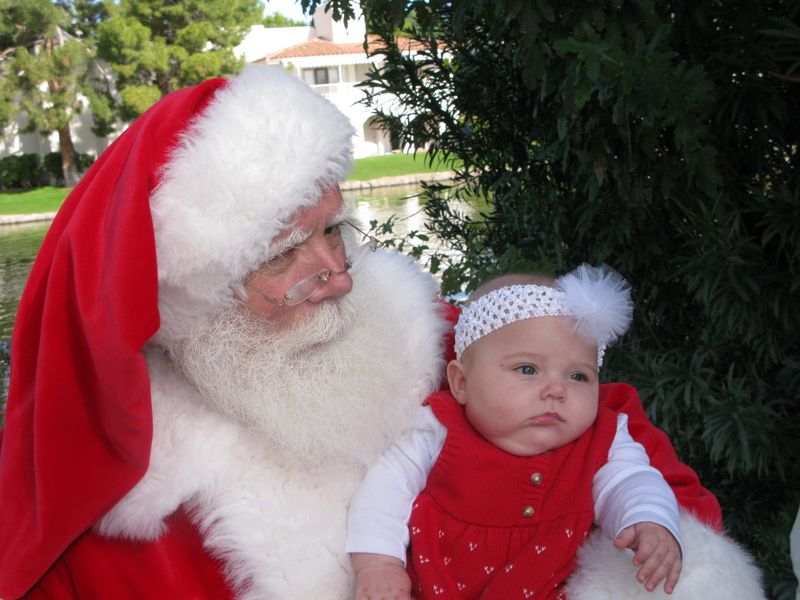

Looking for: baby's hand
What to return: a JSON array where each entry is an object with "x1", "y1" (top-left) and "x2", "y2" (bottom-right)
[
  {"x1": 614, "y1": 521, "x2": 682, "y2": 594},
  {"x1": 351, "y1": 553, "x2": 412, "y2": 600}
]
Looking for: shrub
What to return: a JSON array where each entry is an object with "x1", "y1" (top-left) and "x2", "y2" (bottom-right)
[
  {"x1": 42, "y1": 152, "x2": 63, "y2": 186},
  {"x1": 76, "y1": 152, "x2": 95, "y2": 173},
  {"x1": 0, "y1": 154, "x2": 43, "y2": 190},
  {"x1": 42, "y1": 151, "x2": 97, "y2": 186}
]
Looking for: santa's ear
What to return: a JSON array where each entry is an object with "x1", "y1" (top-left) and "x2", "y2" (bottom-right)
[{"x1": 447, "y1": 360, "x2": 468, "y2": 405}]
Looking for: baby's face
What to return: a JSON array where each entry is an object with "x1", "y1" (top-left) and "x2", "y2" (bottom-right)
[{"x1": 450, "y1": 316, "x2": 599, "y2": 456}]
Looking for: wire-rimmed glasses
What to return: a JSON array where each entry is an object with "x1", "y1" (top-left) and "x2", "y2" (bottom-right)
[{"x1": 250, "y1": 221, "x2": 381, "y2": 308}]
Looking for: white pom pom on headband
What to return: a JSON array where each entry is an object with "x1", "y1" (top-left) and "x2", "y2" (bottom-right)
[{"x1": 453, "y1": 264, "x2": 633, "y2": 366}]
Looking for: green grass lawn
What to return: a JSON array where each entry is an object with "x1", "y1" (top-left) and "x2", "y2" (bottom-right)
[
  {"x1": 0, "y1": 186, "x2": 70, "y2": 215},
  {"x1": 0, "y1": 152, "x2": 457, "y2": 216},
  {"x1": 347, "y1": 151, "x2": 457, "y2": 180}
]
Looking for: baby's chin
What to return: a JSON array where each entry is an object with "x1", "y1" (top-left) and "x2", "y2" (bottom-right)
[{"x1": 492, "y1": 426, "x2": 589, "y2": 457}]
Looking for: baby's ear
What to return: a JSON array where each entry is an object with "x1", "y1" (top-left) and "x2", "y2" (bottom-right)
[{"x1": 446, "y1": 360, "x2": 468, "y2": 405}]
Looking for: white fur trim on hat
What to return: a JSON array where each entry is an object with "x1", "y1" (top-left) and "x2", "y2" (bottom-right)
[{"x1": 150, "y1": 65, "x2": 355, "y2": 347}]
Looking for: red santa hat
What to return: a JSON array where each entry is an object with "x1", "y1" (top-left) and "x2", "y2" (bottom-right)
[{"x1": 0, "y1": 65, "x2": 354, "y2": 598}]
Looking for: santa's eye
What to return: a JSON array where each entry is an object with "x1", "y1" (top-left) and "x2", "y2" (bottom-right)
[
  {"x1": 257, "y1": 249, "x2": 296, "y2": 276},
  {"x1": 324, "y1": 223, "x2": 342, "y2": 236}
]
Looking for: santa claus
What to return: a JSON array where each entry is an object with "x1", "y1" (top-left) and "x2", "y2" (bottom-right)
[{"x1": 0, "y1": 66, "x2": 763, "y2": 599}]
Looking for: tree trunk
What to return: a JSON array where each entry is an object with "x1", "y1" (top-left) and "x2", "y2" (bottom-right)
[
  {"x1": 157, "y1": 72, "x2": 171, "y2": 97},
  {"x1": 58, "y1": 124, "x2": 79, "y2": 187}
]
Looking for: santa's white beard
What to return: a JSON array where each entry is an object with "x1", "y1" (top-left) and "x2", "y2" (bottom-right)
[{"x1": 171, "y1": 292, "x2": 415, "y2": 467}]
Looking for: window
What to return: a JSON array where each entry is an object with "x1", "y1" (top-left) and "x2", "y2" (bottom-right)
[
  {"x1": 313, "y1": 68, "x2": 329, "y2": 85},
  {"x1": 303, "y1": 67, "x2": 340, "y2": 86}
]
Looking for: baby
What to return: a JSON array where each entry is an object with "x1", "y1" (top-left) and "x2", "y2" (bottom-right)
[{"x1": 347, "y1": 265, "x2": 683, "y2": 599}]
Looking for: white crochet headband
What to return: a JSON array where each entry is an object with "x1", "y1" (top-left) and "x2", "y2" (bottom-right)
[{"x1": 454, "y1": 264, "x2": 633, "y2": 366}]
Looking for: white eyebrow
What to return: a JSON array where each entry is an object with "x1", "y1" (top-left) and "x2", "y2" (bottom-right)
[
  {"x1": 266, "y1": 227, "x2": 311, "y2": 261},
  {"x1": 265, "y1": 201, "x2": 353, "y2": 261}
]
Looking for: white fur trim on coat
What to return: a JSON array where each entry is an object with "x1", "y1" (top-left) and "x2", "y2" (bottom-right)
[
  {"x1": 567, "y1": 511, "x2": 766, "y2": 599},
  {"x1": 151, "y1": 65, "x2": 355, "y2": 348},
  {"x1": 99, "y1": 249, "x2": 449, "y2": 599}
]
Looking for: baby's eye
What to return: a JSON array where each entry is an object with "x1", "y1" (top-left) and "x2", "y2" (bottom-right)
[
  {"x1": 570, "y1": 372, "x2": 589, "y2": 382},
  {"x1": 516, "y1": 365, "x2": 536, "y2": 375}
]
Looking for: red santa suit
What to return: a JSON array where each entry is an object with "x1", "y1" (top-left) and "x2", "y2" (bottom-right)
[
  {"x1": 0, "y1": 67, "x2": 766, "y2": 600},
  {"x1": 21, "y1": 508, "x2": 233, "y2": 599}
]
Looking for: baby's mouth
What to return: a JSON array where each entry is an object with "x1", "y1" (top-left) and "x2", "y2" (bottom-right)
[{"x1": 527, "y1": 412, "x2": 564, "y2": 426}]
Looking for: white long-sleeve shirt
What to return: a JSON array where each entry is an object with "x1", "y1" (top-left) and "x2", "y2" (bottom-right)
[{"x1": 346, "y1": 409, "x2": 681, "y2": 563}]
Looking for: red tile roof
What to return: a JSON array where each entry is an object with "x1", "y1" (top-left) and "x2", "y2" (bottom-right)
[{"x1": 267, "y1": 34, "x2": 427, "y2": 59}]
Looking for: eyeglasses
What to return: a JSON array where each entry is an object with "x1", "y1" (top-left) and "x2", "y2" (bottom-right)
[
  {"x1": 272, "y1": 240, "x2": 379, "y2": 307},
  {"x1": 249, "y1": 222, "x2": 381, "y2": 308}
]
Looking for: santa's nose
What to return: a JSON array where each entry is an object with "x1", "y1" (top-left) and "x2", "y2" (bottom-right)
[
  {"x1": 309, "y1": 267, "x2": 353, "y2": 302},
  {"x1": 300, "y1": 229, "x2": 352, "y2": 302}
]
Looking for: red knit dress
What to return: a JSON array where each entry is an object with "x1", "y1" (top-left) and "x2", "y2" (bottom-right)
[{"x1": 407, "y1": 391, "x2": 618, "y2": 600}]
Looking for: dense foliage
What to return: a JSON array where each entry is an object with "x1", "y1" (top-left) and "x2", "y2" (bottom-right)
[{"x1": 308, "y1": 0, "x2": 800, "y2": 596}]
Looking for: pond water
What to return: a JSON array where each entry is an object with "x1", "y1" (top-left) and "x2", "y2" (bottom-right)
[
  {"x1": 0, "y1": 222, "x2": 51, "y2": 339},
  {"x1": 0, "y1": 183, "x2": 439, "y2": 341}
]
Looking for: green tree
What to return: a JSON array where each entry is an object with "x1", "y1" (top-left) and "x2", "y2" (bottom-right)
[
  {"x1": 97, "y1": 0, "x2": 262, "y2": 121},
  {"x1": 309, "y1": 0, "x2": 800, "y2": 596},
  {"x1": 263, "y1": 12, "x2": 307, "y2": 27},
  {"x1": 0, "y1": 0, "x2": 107, "y2": 186}
]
